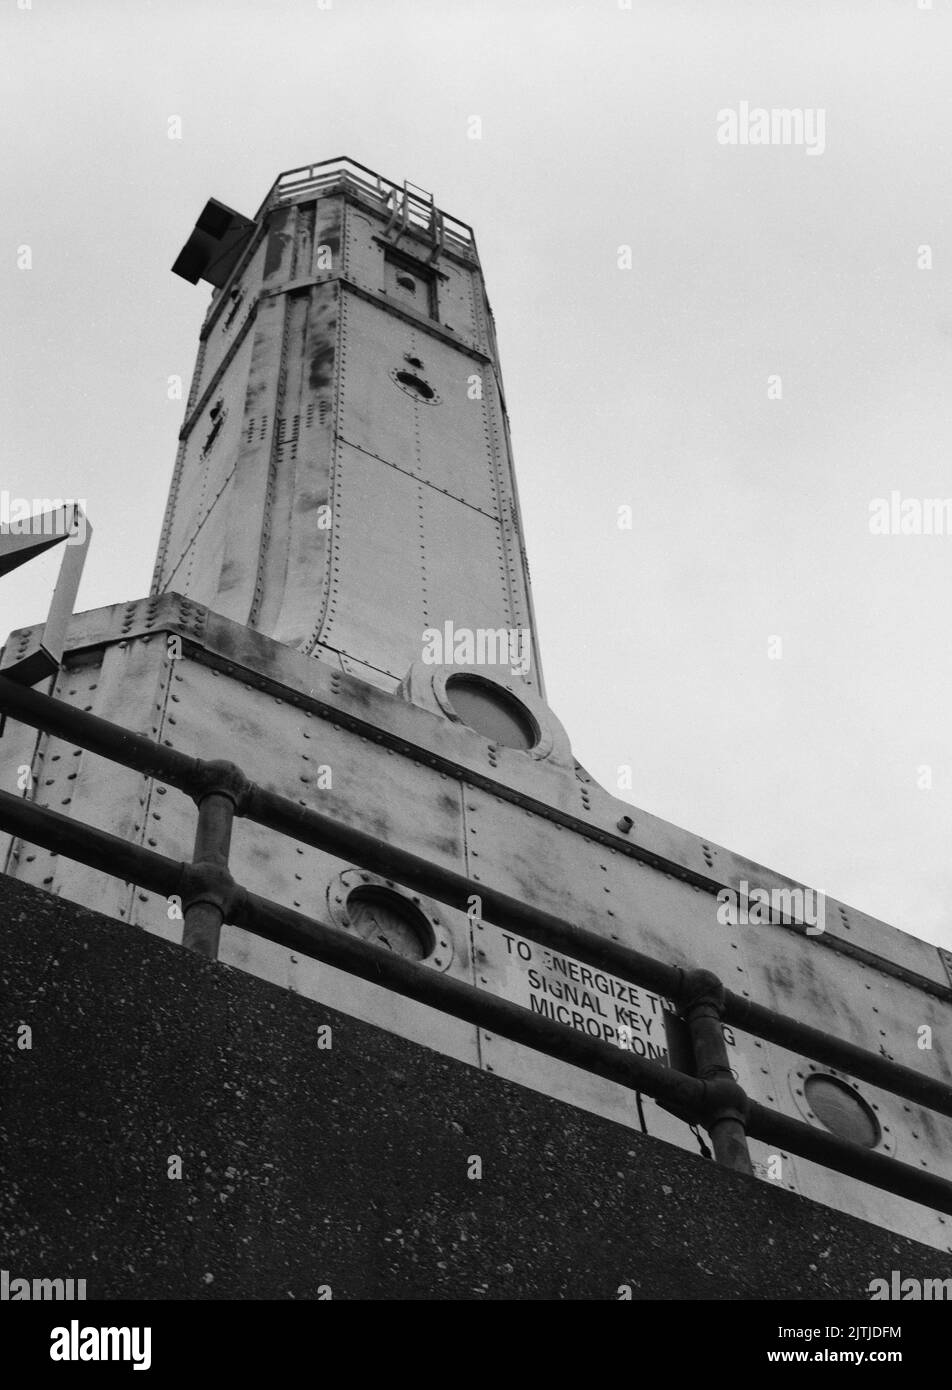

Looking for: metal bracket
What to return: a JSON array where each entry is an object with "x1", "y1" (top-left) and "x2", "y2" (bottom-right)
[{"x1": 1, "y1": 503, "x2": 91, "y2": 686}]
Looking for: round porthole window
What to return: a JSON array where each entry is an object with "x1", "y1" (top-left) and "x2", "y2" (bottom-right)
[
  {"x1": 395, "y1": 273, "x2": 417, "y2": 293},
  {"x1": 444, "y1": 673, "x2": 538, "y2": 751},
  {"x1": 803, "y1": 1074, "x2": 881, "y2": 1149},
  {"x1": 345, "y1": 885, "x2": 434, "y2": 961},
  {"x1": 326, "y1": 869, "x2": 454, "y2": 969}
]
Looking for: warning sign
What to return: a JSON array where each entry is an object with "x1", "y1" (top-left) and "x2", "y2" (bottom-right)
[{"x1": 486, "y1": 925, "x2": 675, "y2": 1063}]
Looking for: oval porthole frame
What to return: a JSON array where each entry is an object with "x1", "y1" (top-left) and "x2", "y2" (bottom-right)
[
  {"x1": 326, "y1": 867, "x2": 454, "y2": 972},
  {"x1": 787, "y1": 1063, "x2": 894, "y2": 1157},
  {"x1": 432, "y1": 668, "x2": 555, "y2": 761},
  {"x1": 396, "y1": 660, "x2": 574, "y2": 768},
  {"x1": 389, "y1": 366, "x2": 441, "y2": 405}
]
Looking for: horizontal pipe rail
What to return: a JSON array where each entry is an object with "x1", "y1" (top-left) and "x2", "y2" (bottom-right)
[
  {"x1": 2, "y1": 673, "x2": 951, "y2": 1124},
  {"x1": 4, "y1": 785, "x2": 952, "y2": 1214},
  {"x1": 0, "y1": 675, "x2": 202, "y2": 793},
  {"x1": 231, "y1": 889, "x2": 705, "y2": 1115},
  {"x1": 0, "y1": 788, "x2": 702, "y2": 1114},
  {"x1": 247, "y1": 782, "x2": 682, "y2": 995},
  {"x1": 747, "y1": 1103, "x2": 952, "y2": 1216},
  {"x1": 0, "y1": 788, "x2": 183, "y2": 899},
  {"x1": 729, "y1": 997, "x2": 952, "y2": 1118},
  {"x1": 248, "y1": 785, "x2": 952, "y2": 1121}
]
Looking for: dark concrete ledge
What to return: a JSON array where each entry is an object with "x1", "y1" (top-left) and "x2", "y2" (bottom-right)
[{"x1": 1, "y1": 874, "x2": 949, "y2": 1301}]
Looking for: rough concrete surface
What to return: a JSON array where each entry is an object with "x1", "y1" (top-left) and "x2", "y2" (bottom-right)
[{"x1": 1, "y1": 874, "x2": 949, "y2": 1301}]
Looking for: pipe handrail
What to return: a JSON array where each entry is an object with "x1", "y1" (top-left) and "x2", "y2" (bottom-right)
[
  {"x1": 2, "y1": 673, "x2": 952, "y2": 1216},
  {"x1": 0, "y1": 674, "x2": 948, "y2": 1120}
]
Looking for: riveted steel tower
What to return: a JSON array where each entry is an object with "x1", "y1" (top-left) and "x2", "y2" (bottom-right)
[
  {"x1": 3, "y1": 159, "x2": 952, "y2": 1268},
  {"x1": 155, "y1": 160, "x2": 544, "y2": 695}
]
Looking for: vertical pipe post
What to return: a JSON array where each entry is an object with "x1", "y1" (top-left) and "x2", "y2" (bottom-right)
[
  {"x1": 182, "y1": 762, "x2": 247, "y2": 960},
  {"x1": 681, "y1": 968, "x2": 754, "y2": 1176}
]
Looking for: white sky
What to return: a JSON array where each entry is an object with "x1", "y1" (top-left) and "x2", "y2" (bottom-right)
[{"x1": 2, "y1": 0, "x2": 951, "y2": 949}]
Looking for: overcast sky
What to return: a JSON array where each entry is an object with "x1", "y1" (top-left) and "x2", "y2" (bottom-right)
[{"x1": 2, "y1": 0, "x2": 951, "y2": 950}]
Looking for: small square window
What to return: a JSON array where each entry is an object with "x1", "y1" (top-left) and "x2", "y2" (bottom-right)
[{"x1": 384, "y1": 252, "x2": 436, "y2": 319}]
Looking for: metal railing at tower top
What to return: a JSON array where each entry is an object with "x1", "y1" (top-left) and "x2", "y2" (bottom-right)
[
  {"x1": 2, "y1": 670, "x2": 952, "y2": 1219},
  {"x1": 252, "y1": 157, "x2": 479, "y2": 258}
]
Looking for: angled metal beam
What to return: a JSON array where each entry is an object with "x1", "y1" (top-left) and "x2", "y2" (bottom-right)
[
  {"x1": 0, "y1": 506, "x2": 74, "y2": 577},
  {"x1": 1, "y1": 504, "x2": 91, "y2": 685}
]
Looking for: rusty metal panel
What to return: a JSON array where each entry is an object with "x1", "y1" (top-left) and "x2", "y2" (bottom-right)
[
  {"x1": 559, "y1": 770, "x2": 952, "y2": 993},
  {"x1": 249, "y1": 286, "x2": 312, "y2": 631},
  {"x1": 261, "y1": 204, "x2": 297, "y2": 291},
  {"x1": 158, "y1": 655, "x2": 472, "y2": 874},
  {"x1": 829, "y1": 904, "x2": 952, "y2": 992},
  {"x1": 419, "y1": 483, "x2": 520, "y2": 637},
  {"x1": 289, "y1": 201, "x2": 316, "y2": 281},
  {"x1": 196, "y1": 235, "x2": 268, "y2": 400},
  {"x1": 0, "y1": 711, "x2": 42, "y2": 873},
  {"x1": 337, "y1": 290, "x2": 499, "y2": 516},
  {"x1": 309, "y1": 195, "x2": 344, "y2": 280},
  {"x1": 10, "y1": 641, "x2": 170, "y2": 924},
  {"x1": 736, "y1": 916, "x2": 952, "y2": 1088},
  {"x1": 162, "y1": 276, "x2": 341, "y2": 641},
  {"x1": 436, "y1": 259, "x2": 483, "y2": 351},
  {"x1": 322, "y1": 441, "x2": 520, "y2": 682},
  {"x1": 321, "y1": 440, "x2": 423, "y2": 680},
  {"x1": 158, "y1": 328, "x2": 257, "y2": 597},
  {"x1": 414, "y1": 342, "x2": 504, "y2": 519},
  {"x1": 132, "y1": 655, "x2": 480, "y2": 1065},
  {"x1": 257, "y1": 283, "x2": 337, "y2": 646},
  {"x1": 208, "y1": 294, "x2": 288, "y2": 624},
  {"x1": 694, "y1": 831, "x2": 952, "y2": 993},
  {"x1": 342, "y1": 205, "x2": 386, "y2": 293},
  {"x1": 459, "y1": 786, "x2": 742, "y2": 976}
]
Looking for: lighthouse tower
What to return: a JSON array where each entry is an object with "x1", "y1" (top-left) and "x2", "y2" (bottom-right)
[
  {"x1": 156, "y1": 163, "x2": 544, "y2": 695},
  {"x1": 2, "y1": 160, "x2": 951, "y2": 1264}
]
